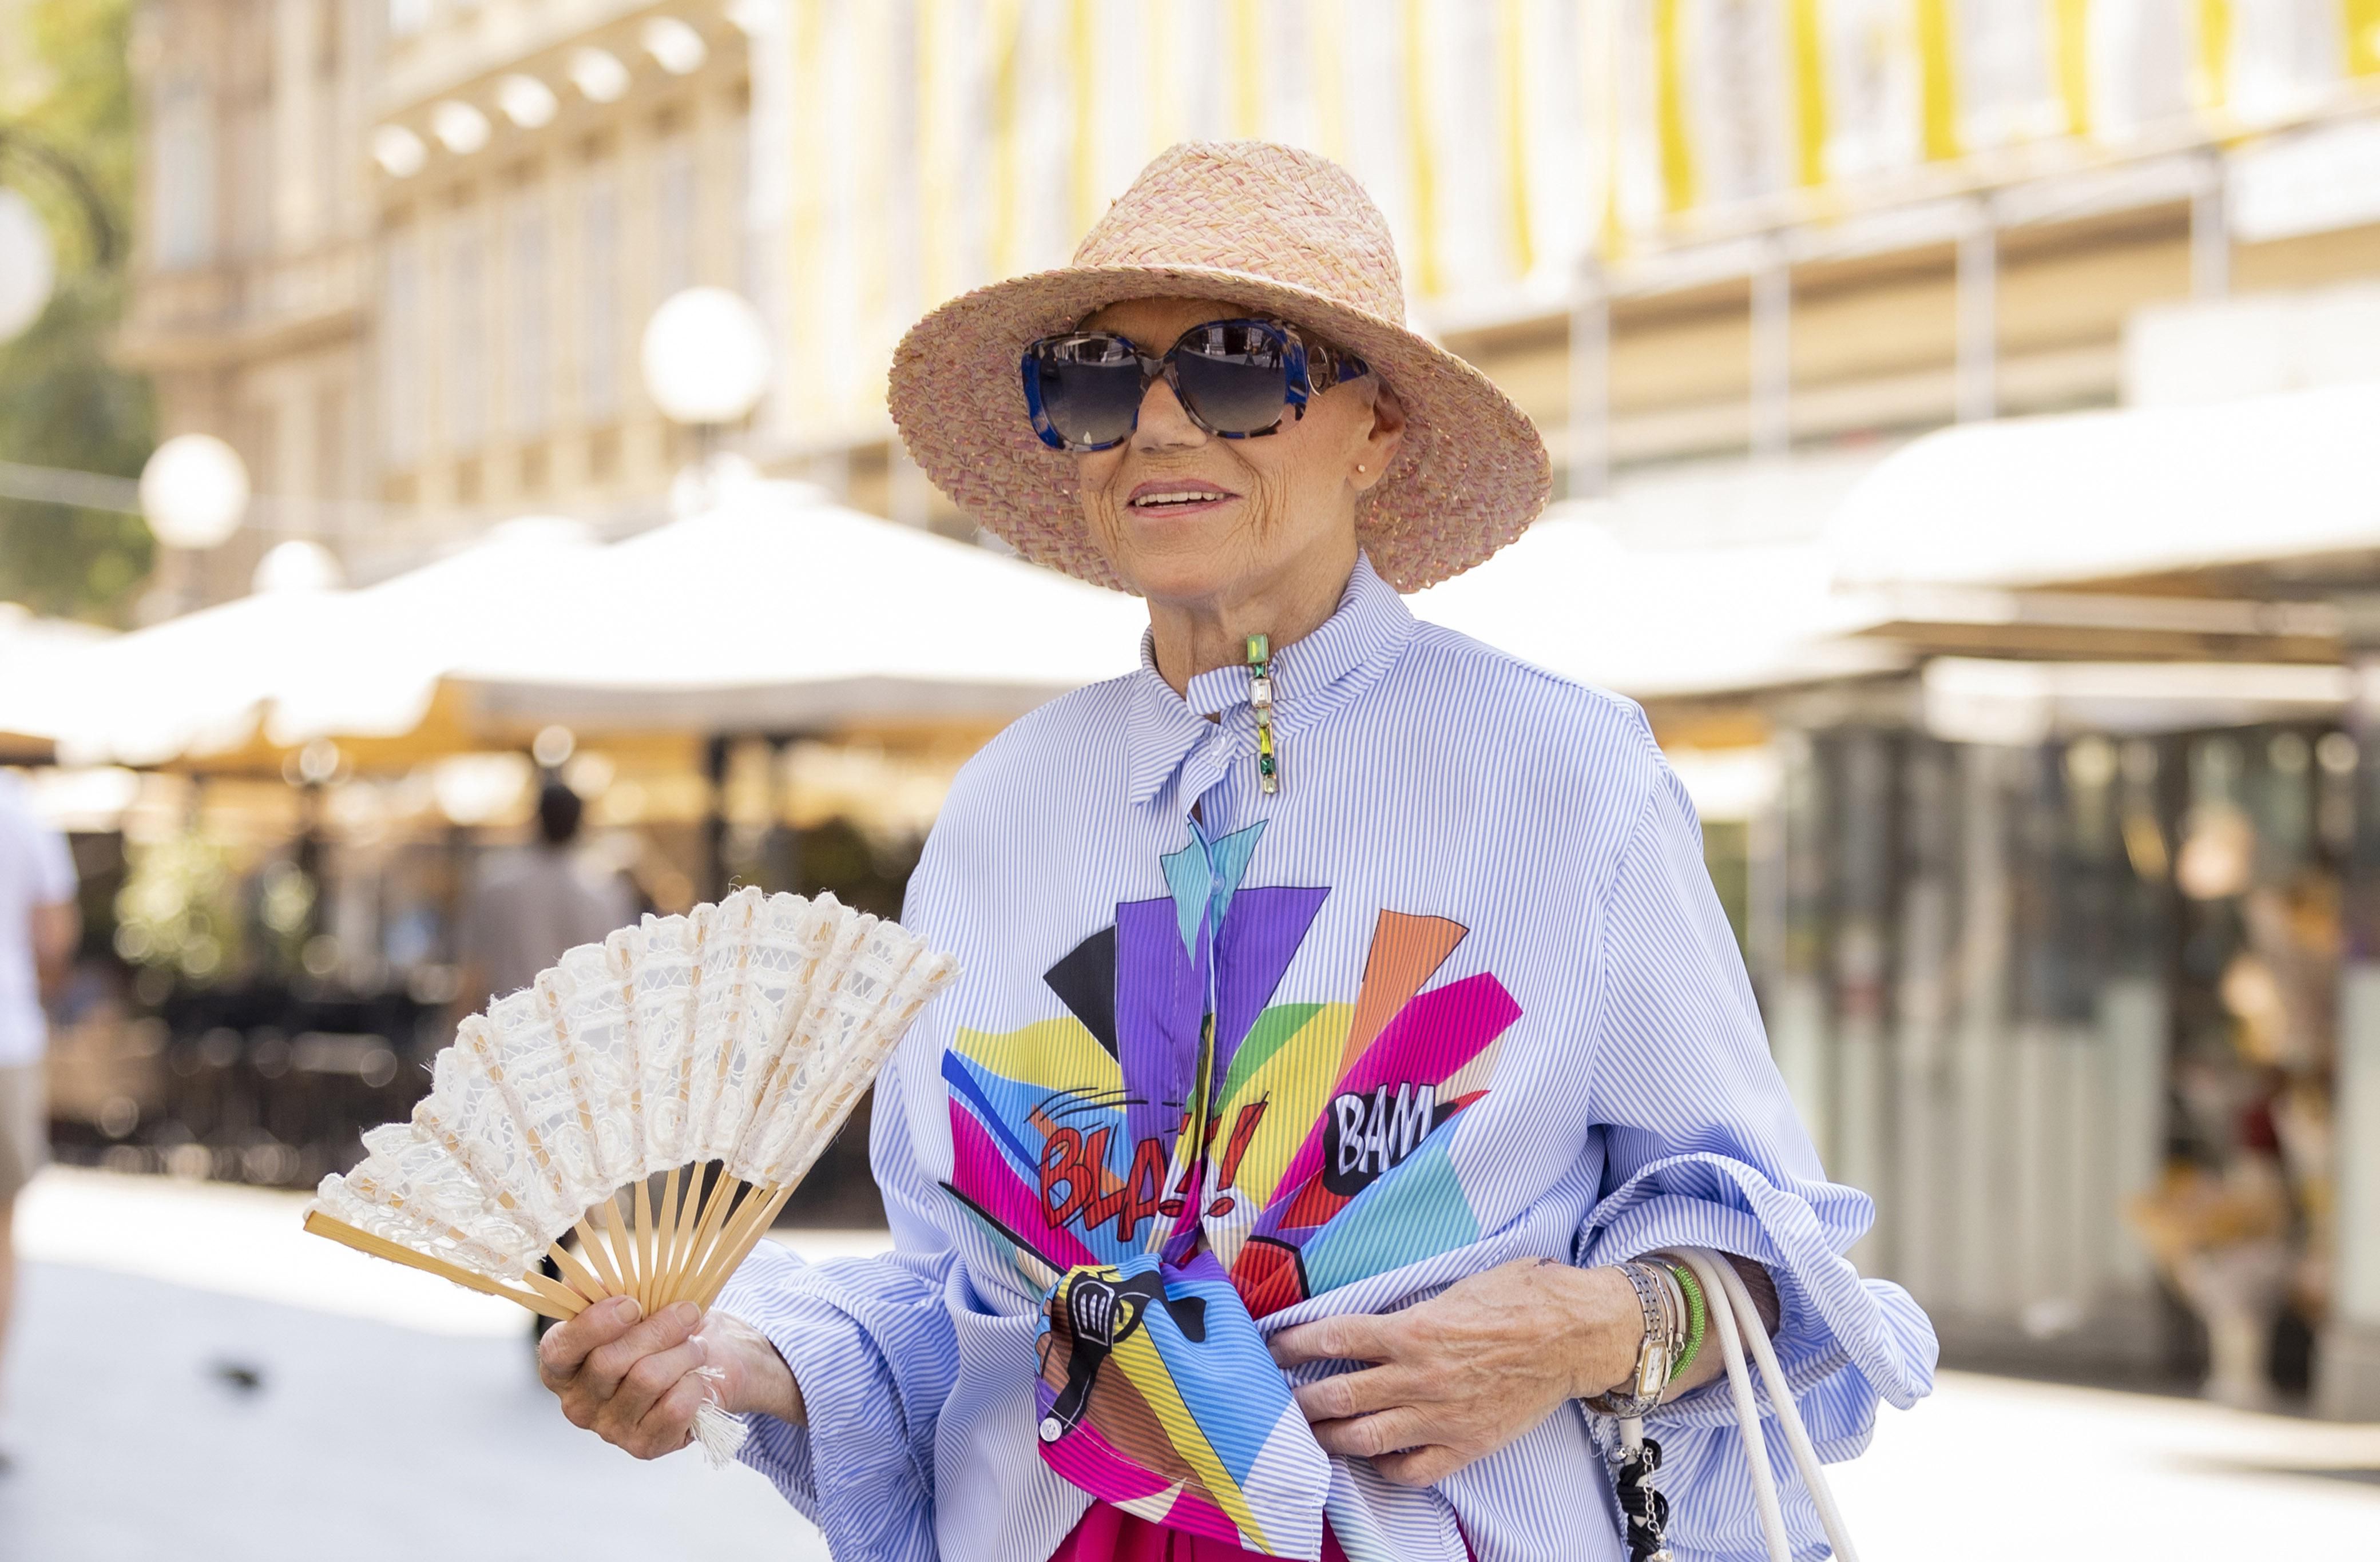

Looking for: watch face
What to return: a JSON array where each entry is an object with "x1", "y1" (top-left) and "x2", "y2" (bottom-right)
[{"x1": 1637, "y1": 1342, "x2": 1673, "y2": 1398}]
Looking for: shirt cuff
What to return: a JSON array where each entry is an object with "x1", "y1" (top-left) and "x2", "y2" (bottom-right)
[
  {"x1": 715, "y1": 1243, "x2": 830, "y2": 1516},
  {"x1": 1574, "y1": 1151, "x2": 1936, "y2": 1440},
  {"x1": 712, "y1": 1241, "x2": 944, "y2": 1560}
]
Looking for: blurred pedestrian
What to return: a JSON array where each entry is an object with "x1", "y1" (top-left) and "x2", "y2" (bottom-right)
[
  {"x1": 0, "y1": 771, "x2": 77, "y2": 1473},
  {"x1": 454, "y1": 778, "x2": 635, "y2": 1346},
  {"x1": 455, "y1": 780, "x2": 634, "y2": 1009}
]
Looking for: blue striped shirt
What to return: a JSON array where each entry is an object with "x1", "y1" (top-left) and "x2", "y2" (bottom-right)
[{"x1": 720, "y1": 555, "x2": 1937, "y2": 1561}]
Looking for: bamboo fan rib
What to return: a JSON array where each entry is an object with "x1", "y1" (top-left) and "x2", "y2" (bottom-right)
[{"x1": 304, "y1": 886, "x2": 956, "y2": 1342}]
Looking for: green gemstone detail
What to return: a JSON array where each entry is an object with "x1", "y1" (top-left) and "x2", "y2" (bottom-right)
[{"x1": 1245, "y1": 633, "x2": 1269, "y2": 665}]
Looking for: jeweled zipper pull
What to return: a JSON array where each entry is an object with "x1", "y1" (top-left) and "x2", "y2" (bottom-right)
[{"x1": 1245, "y1": 633, "x2": 1278, "y2": 794}]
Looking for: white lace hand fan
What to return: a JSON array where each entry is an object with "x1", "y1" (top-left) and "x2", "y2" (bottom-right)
[{"x1": 303, "y1": 887, "x2": 955, "y2": 1457}]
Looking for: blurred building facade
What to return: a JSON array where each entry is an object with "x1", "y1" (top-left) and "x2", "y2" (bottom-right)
[
  {"x1": 107, "y1": 1, "x2": 2380, "y2": 1407},
  {"x1": 119, "y1": 0, "x2": 756, "y2": 593},
  {"x1": 746, "y1": 2, "x2": 2380, "y2": 513},
  {"x1": 735, "y1": 0, "x2": 2380, "y2": 1410},
  {"x1": 117, "y1": 0, "x2": 379, "y2": 605},
  {"x1": 361, "y1": 1, "x2": 753, "y2": 567},
  {"x1": 120, "y1": 3, "x2": 2380, "y2": 561}
]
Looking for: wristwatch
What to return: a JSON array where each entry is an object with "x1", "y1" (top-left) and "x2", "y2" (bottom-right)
[{"x1": 1583, "y1": 1260, "x2": 1674, "y2": 1418}]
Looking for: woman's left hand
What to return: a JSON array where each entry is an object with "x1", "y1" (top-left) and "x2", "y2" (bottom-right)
[{"x1": 1267, "y1": 1258, "x2": 1643, "y2": 1487}]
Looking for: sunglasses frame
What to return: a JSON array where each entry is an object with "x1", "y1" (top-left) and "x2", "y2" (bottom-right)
[{"x1": 1021, "y1": 316, "x2": 1370, "y2": 453}]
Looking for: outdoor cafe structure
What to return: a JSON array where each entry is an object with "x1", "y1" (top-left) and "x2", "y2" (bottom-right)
[{"x1": 10, "y1": 424, "x2": 2380, "y2": 1418}]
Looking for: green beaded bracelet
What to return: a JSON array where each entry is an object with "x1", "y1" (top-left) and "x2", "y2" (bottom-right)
[{"x1": 1664, "y1": 1259, "x2": 1708, "y2": 1384}]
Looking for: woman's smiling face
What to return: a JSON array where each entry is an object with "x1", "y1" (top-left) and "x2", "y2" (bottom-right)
[{"x1": 1071, "y1": 296, "x2": 1403, "y2": 610}]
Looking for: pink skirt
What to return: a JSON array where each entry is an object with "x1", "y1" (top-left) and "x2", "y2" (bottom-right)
[{"x1": 1045, "y1": 1505, "x2": 1357, "y2": 1562}]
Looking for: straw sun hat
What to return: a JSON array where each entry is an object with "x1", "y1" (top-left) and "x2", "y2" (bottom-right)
[{"x1": 888, "y1": 141, "x2": 1552, "y2": 594}]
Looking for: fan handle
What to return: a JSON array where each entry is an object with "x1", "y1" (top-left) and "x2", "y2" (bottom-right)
[{"x1": 302, "y1": 1210, "x2": 586, "y2": 1321}]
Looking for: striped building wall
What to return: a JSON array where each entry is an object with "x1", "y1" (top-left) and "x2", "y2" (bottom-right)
[{"x1": 759, "y1": 0, "x2": 2380, "y2": 447}]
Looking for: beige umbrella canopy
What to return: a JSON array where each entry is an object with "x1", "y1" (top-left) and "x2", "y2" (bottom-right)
[
  {"x1": 3, "y1": 487, "x2": 1140, "y2": 777},
  {"x1": 445, "y1": 482, "x2": 1148, "y2": 734},
  {"x1": 0, "y1": 604, "x2": 113, "y2": 762},
  {"x1": 1411, "y1": 496, "x2": 1906, "y2": 703},
  {"x1": 1827, "y1": 382, "x2": 2380, "y2": 598},
  {"x1": 0, "y1": 519, "x2": 598, "y2": 775},
  {"x1": 264, "y1": 517, "x2": 599, "y2": 748},
  {"x1": 0, "y1": 584, "x2": 347, "y2": 769}
]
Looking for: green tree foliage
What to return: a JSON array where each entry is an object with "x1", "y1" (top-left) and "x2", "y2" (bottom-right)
[
  {"x1": 114, "y1": 829, "x2": 244, "y2": 984},
  {"x1": 0, "y1": 0, "x2": 153, "y2": 622}
]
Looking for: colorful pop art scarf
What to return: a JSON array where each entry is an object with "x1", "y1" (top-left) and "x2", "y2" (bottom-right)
[{"x1": 939, "y1": 818, "x2": 1522, "y2": 1557}]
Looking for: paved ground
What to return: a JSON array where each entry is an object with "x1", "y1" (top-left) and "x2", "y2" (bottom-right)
[
  {"x1": 0, "y1": 1261, "x2": 828, "y2": 1562},
  {"x1": 1, "y1": 1168, "x2": 847, "y2": 1562},
  {"x1": 1, "y1": 1168, "x2": 2374, "y2": 1560},
  {"x1": 1832, "y1": 1370, "x2": 2380, "y2": 1559}
]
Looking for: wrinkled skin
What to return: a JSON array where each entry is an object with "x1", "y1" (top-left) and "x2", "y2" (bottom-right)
[
  {"x1": 1071, "y1": 295, "x2": 1407, "y2": 695},
  {"x1": 536, "y1": 1295, "x2": 802, "y2": 1459},
  {"x1": 1269, "y1": 1258, "x2": 1732, "y2": 1488}
]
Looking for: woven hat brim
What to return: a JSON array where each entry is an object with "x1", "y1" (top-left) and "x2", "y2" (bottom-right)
[{"x1": 888, "y1": 264, "x2": 1553, "y2": 594}]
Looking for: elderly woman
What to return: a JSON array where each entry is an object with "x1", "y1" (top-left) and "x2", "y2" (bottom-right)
[{"x1": 536, "y1": 143, "x2": 1935, "y2": 1562}]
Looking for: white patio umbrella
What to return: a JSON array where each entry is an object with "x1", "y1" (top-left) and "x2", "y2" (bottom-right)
[
  {"x1": 1411, "y1": 501, "x2": 1905, "y2": 701},
  {"x1": 3, "y1": 578, "x2": 351, "y2": 768},
  {"x1": 447, "y1": 482, "x2": 1147, "y2": 732},
  {"x1": 1828, "y1": 381, "x2": 2380, "y2": 591},
  {"x1": 264, "y1": 516, "x2": 598, "y2": 746},
  {"x1": 0, "y1": 605, "x2": 114, "y2": 756},
  {"x1": 0, "y1": 520, "x2": 599, "y2": 768}
]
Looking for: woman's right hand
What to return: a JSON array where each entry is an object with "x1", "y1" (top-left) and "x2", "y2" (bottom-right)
[{"x1": 536, "y1": 1295, "x2": 806, "y2": 1460}]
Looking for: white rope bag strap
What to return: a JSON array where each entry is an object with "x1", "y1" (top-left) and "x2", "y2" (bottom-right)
[{"x1": 1615, "y1": 1248, "x2": 1860, "y2": 1562}]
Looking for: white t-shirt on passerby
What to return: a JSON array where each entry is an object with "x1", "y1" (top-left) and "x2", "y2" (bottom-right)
[
  {"x1": 459, "y1": 845, "x2": 635, "y2": 1005},
  {"x1": 0, "y1": 772, "x2": 76, "y2": 1068}
]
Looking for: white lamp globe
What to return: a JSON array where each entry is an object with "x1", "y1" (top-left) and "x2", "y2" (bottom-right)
[
  {"x1": 497, "y1": 74, "x2": 558, "y2": 129},
  {"x1": 431, "y1": 100, "x2": 491, "y2": 154},
  {"x1": 568, "y1": 46, "x2": 631, "y2": 104},
  {"x1": 0, "y1": 188, "x2": 56, "y2": 343},
  {"x1": 641, "y1": 17, "x2": 708, "y2": 74},
  {"x1": 641, "y1": 287, "x2": 772, "y2": 425},
  {"x1": 371, "y1": 125, "x2": 429, "y2": 178},
  {"x1": 140, "y1": 434, "x2": 251, "y2": 549},
  {"x1": 251, "y1": 538, "x2": 343, "y2": 594}
]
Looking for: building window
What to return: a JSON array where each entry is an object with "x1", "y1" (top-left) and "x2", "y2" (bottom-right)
[
  {"x1": 383, "y1": 237, "x2": 422, "y2": 467},
  {"x1": 734, "y1": 107, "x2": 763, "y2": 304},
  {"x1": 580, "y1": 170, "x2": 620, "y2": 420},
  {"x1": 152, "y1": 74, "x2": 215, "y2": 269},
  {"x1": 233, "y1": 101, "x2": 273, "y2": 259},
  {"x1": 510, "y1": 200, "x2": 549, "y2": 438},
  {"x1": 448, "y1": 226, "x2": 486, "y2": 450},
  {"x1": 654, "y1": 133, "x2": 697, "y2": 299},
  {"x1": 315, "y1": 381, "x2": 348, "y2": 508},
  {"x1": 228, "y1": 9, "x2": 275, "y2": 260},
  {"x1": 240, "y1": 404, "x2": 279, "y2": 510}
]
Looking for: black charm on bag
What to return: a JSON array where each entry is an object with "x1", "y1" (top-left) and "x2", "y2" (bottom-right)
[{"x1": 1613, "y1": 1434, "x2": 1672, "y2": 1562}]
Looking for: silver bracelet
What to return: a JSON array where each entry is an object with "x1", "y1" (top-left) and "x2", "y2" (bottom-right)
[{"x1": 1584, "y1": 1259, "x2": 1676, "y2": 1418}]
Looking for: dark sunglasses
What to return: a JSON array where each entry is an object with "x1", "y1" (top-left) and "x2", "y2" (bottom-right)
[{"x1": 1021, "y1": 317, "x2": 1370, "y2": 452}]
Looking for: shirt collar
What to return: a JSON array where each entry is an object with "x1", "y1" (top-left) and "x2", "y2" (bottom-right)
[{"x1": 1122, "y1": 554, "x2": 1416, "y2": 806}]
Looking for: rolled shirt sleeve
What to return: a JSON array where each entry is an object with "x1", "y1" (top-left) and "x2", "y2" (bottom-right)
[
  {"x1": 715, "y1": 1047, "x2": 962, "y2": 1561},
  {"x1": 1572, "y1": 766, "x2": 1938, "y2": 1561}
]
